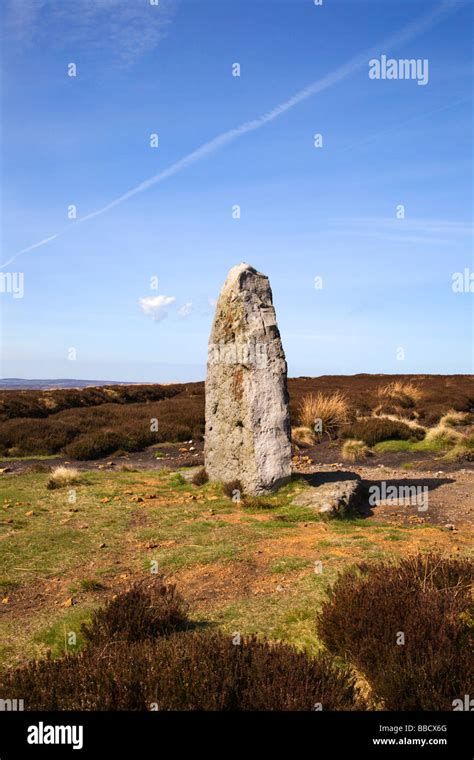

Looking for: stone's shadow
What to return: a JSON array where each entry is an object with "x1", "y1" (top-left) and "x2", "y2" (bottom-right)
[
  {"x1": 299, "y1": 470, "x2": 360, "y2": 487},
  {"x1": 358, "y1": 476, "x2": 455, "y2": 518},
  {"x1": 362, "y1": 476, "x2": 454, "y2": 491},
  {"x1": 292, "y1": 471, "x2": 455, "y2": 519}
]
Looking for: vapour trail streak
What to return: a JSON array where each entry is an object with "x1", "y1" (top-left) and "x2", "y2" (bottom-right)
[{"x1": 2, "y1": 0, "x2": 468, "y2": 269}]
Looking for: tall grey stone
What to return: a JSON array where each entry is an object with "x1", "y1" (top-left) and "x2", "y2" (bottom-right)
[{"x1": 205, "y1": 263, "x2": 291, "y2": 495}]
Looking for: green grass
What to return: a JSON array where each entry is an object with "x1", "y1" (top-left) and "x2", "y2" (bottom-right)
[
  {"x1": 77, "y1": 579, "x2": 105, "y2": 593},
  {"x1": 0, "y1": 467, "x2": 471, "y2": 670},
  {"x1": 202, "y1": 572, "x2": 338, "y2": 654},
  {"x1": 32, "y1": 605, "x2": 95, "y2": 659},
  {"x1": 374, "y1": 438, "x2": 448, "y2": 454},
  {"x1": 268, "y1": 557, "x2": 310, "y2": 574},
  {"x1": 0, "y1": 579, "x2": 20, "y2": 595},
  {"x1": 0, "y1": 455, "x2": 56, "y2": 462}
]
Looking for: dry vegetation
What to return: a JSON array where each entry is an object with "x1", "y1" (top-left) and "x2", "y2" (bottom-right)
[
  {"x1": 341, "y1": 439, "x2": 370, "y2": 463},
  {"x1": 317, "y1": 554, "x2": 473, "y2": 710},
  {"x1": 0, "y1": 375, "x2": 472, "y2": 463},
  {"x1": 1, "y1": 557, "x2": 471, "y2": 711},
  {"x1": 0, "y1": 376, "x2": 472, "y2": 714},
  {"x1": 297, "y1": 391, "x2": 352, "y2": 440},
  {"x1": 46, "y1": 466, "x2": 81, "y2": 490}
]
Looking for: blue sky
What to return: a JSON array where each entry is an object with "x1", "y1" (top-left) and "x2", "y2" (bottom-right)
[{"x1": 1, "y1": 0, "x2": 472, "y2": 381}]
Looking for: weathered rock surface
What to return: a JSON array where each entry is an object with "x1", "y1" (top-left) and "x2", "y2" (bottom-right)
[
  {"x1": 292, "y1": 475, "x2": 362, "y2": 517},
  {"x1": 205, "y1": 263, "x2": 291, "y2": 495}
]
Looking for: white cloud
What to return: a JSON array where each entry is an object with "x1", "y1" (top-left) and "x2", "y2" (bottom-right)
[
  {"x1": 177, "y1": 301, "x2": 193, "y2": 318},
  {"x1": 5, "y1": 0, "x2": 178, "y2": 66},
  {"x1": 139, "y1": 294, "x2": 175, "y2": 322}
]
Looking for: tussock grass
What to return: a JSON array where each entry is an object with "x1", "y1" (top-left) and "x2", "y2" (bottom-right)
[
  {"x1": 377, "y1": 381, "x2": 423, "y2": 407},
  {"x1": 298, "y1": 392, "x2": 351, "y2": 440},
  {"x1": 341, "y1": 439, "x2": 370, "y2": 463},
  {"x1": 291, "y1": 426, "x2": 315, "y2": 447},
  {"x1": 46, "y1": 466, "x2": 81, "y2": 490},
  {"x1": 424, "y1": 424, "x2": 463, "y2": 447},
  {"x1": 370, "y1": 413, "x2": 425, "y2": 432},
  {"x1": 439, "y1": 410, "x2": 472, "y2": 427},
  {"x1": 442, "y1": 433, "x2": 474, "y2": 462}
]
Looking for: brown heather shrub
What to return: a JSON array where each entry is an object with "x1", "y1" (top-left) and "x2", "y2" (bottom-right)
[
  {"x1": 317, "y1": 554, "x2": 473, "y2": 710},
  {"x1": 0, "y1": 388, "x2": 205, "y2": 459},
  {"x1": 191, "y1": 467, "x2": 209, "y2": 486},
  {"x1": 63, "y1": 430, "x2": 157, "y2": 460},
  {"x1": 341, "y1": 417, "x2": 424, "y2": 447},
  {"x1": 298, "y1": 392, "x2": 352, "y2": 439},
  {"x1": 81, "y1": 579, "x2": 189, "y2": 645},
  {"x1": 1, "y1": 376, "x2": 472, "y2": 457},
  {"x1": 223, "y1": 479, "x2": 242, "y2": 499},
  {"x1": 1, "y1": 632, "x2": 361, "y2": 711},
  {"x1": 0, "y1": 418, "x2": 77, "y2": 456},
  {"x1": 0, "y1": 384, "x2": 185, "y2": 422},
  {"x1": 1, "y1": 376, "x2": 471, "y2": 458}
]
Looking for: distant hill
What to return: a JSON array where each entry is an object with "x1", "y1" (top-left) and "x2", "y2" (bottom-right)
[{"x1": 0, "y1": 379, "x2": 131, "y2": 390}]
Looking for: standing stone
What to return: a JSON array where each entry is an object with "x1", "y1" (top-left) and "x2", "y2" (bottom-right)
[{"x1": 205, "y1": 263, "x2": 291, "y2": 495}]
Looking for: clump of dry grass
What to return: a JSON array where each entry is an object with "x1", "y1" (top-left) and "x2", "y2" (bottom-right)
[
  {"x1": 442, "y1": 432, "x2": 474, "y2": 462},
  {"x1": 377, "y1": 381, "x2": 423, "y2": 408},
  {"x1": 370, "y1": 413, "x2": 425, "y2": 432},
  {"x1": 298, "y1": 392, "x2": 351, "y2": 440},
  {"x1": 46, "y1": 466, "x2": 81, "y2": 490},
  {"x1": 341, "y1": 439, "x2": 370, "y2": 463},
  {"x1": 424, "y1": 424, "x2": 463, "y2": 448},
  {"x1": 439, "y1": 410, "x2": 472, "y2": 428},
  {"x1": 291, "y1": 426, "x2": 315, "y2": 447}
]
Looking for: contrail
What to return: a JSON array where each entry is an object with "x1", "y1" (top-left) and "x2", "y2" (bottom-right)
[
  {"x1": 2, "y1": 0, "x2": 468, "y2": 269},
  {"x1": 336, "y1": 94, "x2": 472, "y2": 156}
]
